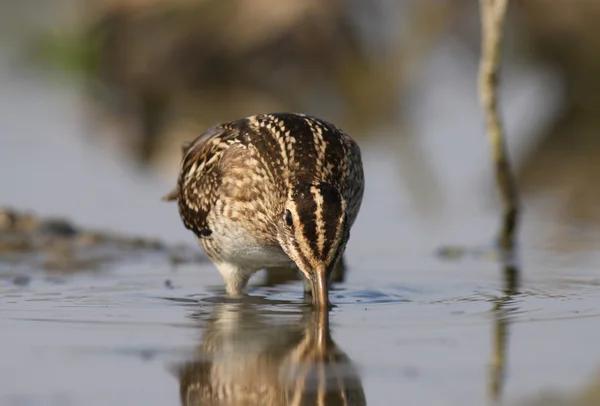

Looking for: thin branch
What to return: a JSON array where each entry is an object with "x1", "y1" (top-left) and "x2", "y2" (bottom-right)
[{"x1": 478, "y1": 0, "x2": 519, "y2": 250}]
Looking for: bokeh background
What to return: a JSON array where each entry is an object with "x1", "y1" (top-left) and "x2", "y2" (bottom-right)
[
  {"x1": 4, "y1": 0, "x2": 600, "y2": 249},
  {"x1": 3, "y1": 1, "x2": 600, "y2": 405}
]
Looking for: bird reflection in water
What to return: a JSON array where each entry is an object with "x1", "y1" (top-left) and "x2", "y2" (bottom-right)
[{"x1": 175, "y1": 302, "x2": 366, "y2": 406}]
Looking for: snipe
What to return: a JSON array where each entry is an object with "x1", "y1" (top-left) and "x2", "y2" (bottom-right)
[{"x1": 163, "y1": 113, "x2": 364, "y2": 307}]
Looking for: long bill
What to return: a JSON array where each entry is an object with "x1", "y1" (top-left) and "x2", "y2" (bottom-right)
[{"x1": 311, "y1": 264, "x2": 330, "y2": 310}]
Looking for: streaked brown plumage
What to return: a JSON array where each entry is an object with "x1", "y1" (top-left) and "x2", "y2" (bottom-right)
[{"x1": 164, "y1": 112, "x2": 364, "y2": 307}]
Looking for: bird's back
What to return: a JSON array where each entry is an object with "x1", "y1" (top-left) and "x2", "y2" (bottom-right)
[
  {"x1": 171, "y1": 112, "x2": 364, "y2": 238},
  {"x1": 241, "y1": 113, "x2": 364, "y2": 226}
]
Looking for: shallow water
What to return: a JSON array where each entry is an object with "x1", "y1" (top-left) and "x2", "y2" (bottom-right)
[{"x1": 3, "y1": 237, "x2": 600, "y2": 406}]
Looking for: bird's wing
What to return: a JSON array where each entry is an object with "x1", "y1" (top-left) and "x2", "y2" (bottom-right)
[
  {"x1": 176, "y1": 126, "x2": 243, "y2": 236},
  {"x1": 338, "y1": 131, "x2": 365, "y2": 227}
]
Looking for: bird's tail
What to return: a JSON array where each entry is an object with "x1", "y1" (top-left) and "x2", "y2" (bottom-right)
[{"x1": 161, "y1": 186, "x2": 179, "y2": 202}]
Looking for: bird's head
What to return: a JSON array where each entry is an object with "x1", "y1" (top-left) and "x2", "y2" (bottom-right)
[{"x1": 277, "y1": 181, "x2": 349, "y2": 309}]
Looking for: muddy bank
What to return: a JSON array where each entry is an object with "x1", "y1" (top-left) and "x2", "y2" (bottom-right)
[{"x1": 0, "y1": 206, "x2": 205, "y2": 276}]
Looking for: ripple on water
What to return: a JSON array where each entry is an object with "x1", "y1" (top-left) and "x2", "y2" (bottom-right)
[
  {"x1": 160, "y1": 283, "x2": 418, "y2": 309},
  {"x1": 330, "y1": 288, "x2": 411, "y2": 304}
]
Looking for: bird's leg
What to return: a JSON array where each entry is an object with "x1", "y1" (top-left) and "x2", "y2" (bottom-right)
[
  {"x1": 329, "y1": 255, "x2": 347, "y2": 284},
  {"x1": 215, "y1": 262, "x2": 254, "y2": 296},
  {"x1": 263, "y1": 266, "x2": 301, "y2": 287},
  {"x1": 302, "y1": 275, "x2": 312, "y2": 299}
]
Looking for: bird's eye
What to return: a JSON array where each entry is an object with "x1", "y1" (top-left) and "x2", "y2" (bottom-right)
[
  {"x1": 199, "y1": 228, "x2": 212, "y2": 238},
  {"x1": 285, "y1": 210, "x2": 293, "y2": 227}
]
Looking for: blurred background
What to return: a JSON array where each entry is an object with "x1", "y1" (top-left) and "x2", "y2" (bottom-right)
[
  {"x1": 3, "y1": 0, "x2": 600, "y2": 250},
  {"x1": 3, "y1": 1, "x2": 600, "y2": 405}
]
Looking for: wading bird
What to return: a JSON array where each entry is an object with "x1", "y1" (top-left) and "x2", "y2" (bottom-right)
[{"x1": 164, "y1": 113, "x2": 364, "y2": 308}]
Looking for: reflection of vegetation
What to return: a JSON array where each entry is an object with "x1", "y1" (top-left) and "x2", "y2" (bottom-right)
[
  {"x1": 488, "y1": 255, "x2": 519, "y2": 404},
  {"x1": 176, "y1": 304, "x2": 366, "y2": 405},
  {"x1": 516, "y1": 370, "x2": 600, "y2": 406}
]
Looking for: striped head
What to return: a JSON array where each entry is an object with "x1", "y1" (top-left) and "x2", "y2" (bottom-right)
[{"x1": 277, "y1": 181, "x2": 349, "y2": 308}]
